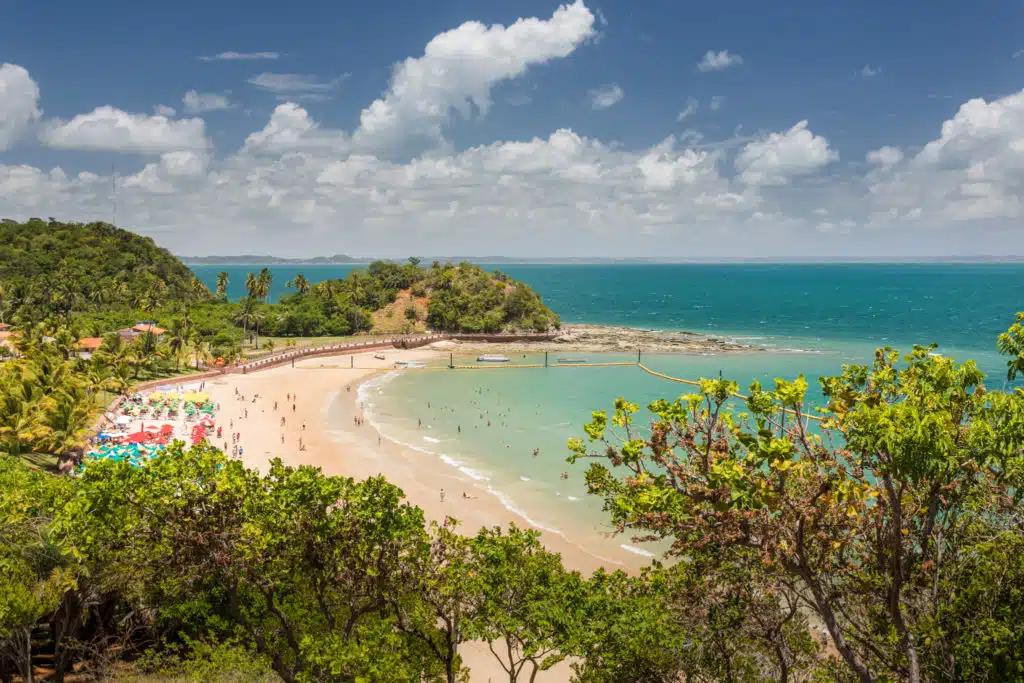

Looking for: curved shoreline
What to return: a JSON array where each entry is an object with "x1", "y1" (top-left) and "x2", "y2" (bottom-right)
[{"x1": 352, "y1": 366, "x2": 647, "y2": 568}]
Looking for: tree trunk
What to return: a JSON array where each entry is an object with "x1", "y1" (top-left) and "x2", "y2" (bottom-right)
[
  {"x1": 19, "y1": 628, "x2": 32, "y2": 683},
  {"x1": 53, "y1": 591, "x2": 82, "y2": 683}
]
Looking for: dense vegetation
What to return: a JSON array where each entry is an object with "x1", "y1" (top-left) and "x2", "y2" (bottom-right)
[
  {"x1": 2, "y1": 318, "x2": 1024, "y2": 681},
  {"x1": 0, "y1": 220, "x2": 559, "y2": 356},
  {"x1": 0, "y1": 219, "x2": 207, "y2": 322}
]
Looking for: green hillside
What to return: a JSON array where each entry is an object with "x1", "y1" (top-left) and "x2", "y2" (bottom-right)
[{"x1": 0, "y1": 218, "x2": 208, "y2": 321}]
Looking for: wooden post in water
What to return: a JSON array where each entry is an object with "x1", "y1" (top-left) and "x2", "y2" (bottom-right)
[
  {"x1": 450, "y1": 352, "x2": 454, "y2": 369},
  {"x1": 351, "y1": 355, "x2": 354, "y2": 368},
  {"x1": 545, "y1": 351, "x2": 548, "y2": 368},
  {"x1": 637, "y1": 349, "x2": 641, "y2": 365}
]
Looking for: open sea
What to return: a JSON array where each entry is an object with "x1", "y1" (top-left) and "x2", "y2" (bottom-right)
[{"x1": 194, "y1": 263, "x2": 1024, "y2": 557}]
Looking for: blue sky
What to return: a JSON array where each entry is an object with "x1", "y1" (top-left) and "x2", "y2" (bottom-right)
[{"x1": 2, "y1": 0, "x2": 1023, "y2": 257}]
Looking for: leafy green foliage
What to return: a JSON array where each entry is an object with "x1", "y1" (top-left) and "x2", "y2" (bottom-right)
[
  {"x1": 0, "y1": 219, "x2": 208, "y2": 323},
  {"x1": 425, "y1": 263, "x2": 559, "y2": 332},
  {"x1": 570, "y1": 317, "x2": 1024, "y2": 683}
]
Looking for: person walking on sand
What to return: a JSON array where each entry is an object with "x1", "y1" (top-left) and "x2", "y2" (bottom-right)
[{"x1": 440, "y1": 489, "x2": 445, "y2": 503}]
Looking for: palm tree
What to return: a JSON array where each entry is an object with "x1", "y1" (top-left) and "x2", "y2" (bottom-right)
[
  {"x1": 0, "y1": 280, "x2": 6, "y2": 323},
  {"x1": 244, "y1": 272, "x2": 258, "y2": 300},
  {"x1": 216, "y1": 271, "x2": 229, "y2": 299},
  {"x1": 251, "y1": 310, "x2": 266, "y2": 349},
  {"x1": 287, "y1": 273, "x2": 311, "y2": 295},
  {"x1": 166, "y1": 320, "x2": 189, "y2": 370},
  {"x1": 193, "y1": 335, "x2": 214, "y2": 368},
  {"x1": 256, "y1": 268, "x2": 272, "y2": 303},
  {"x1": 314, "y1": 281, "x2": 337, "y2": 299},
  {"x1": 40, "y1": 386, "x2": 96, "y2": 464},
  {"x1": 188, "y1": 277, "x2": 208, "y2": 304},
  {"x1": 236, "y1": 304, "x2": 256, "y2": 348},
  {"x1": 102, "y1": 364, "x2": 133, "y2": 397},
  {"x1": 0, "y1": 375, "x2": 46, "y2": 456}
]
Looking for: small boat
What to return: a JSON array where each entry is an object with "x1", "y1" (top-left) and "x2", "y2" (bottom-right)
[
  {"x1": 395, "y1": 360, "x2": 426, "y2": 368},
  {"x1": 557, "y1": 358, "x2": 587, "y2": 364},
  {"x1": 477, "y1": 355, "x2": 510, "y2": 363},
  {"x1": 373, "y1": 353, "x2": 386, "y2": 360}
]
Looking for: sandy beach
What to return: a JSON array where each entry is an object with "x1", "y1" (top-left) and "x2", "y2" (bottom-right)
[{"x1": 200, "y1": 346, "x2": 648, "y2": 681}]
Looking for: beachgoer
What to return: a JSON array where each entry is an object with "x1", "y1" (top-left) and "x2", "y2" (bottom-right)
[
  {"x1": 274, "y1": 401, "x2": 278, "y2": 410},
  {"x1": 440, "y1": 489, "x2": 445, "y2": 503},
  {"x1": 281, "y1": 434, "x2": 285, "y2": 444},
  {"x1": 239, "y1": 446, "x2": 244, "y2": 457},
  {"x1": 417, "y1": 418, "x2": 422, "y2": 427},
  {"x1": 533, "y1": 448, "x2": 540, "y2": 457},
  {"x1": 292, "y1": 404, "x2": 296, "y2": 412},
  {"x1": 457, "y1": 425, "x2": 461, "y2": 433},
  {"x1": 302, "y1": 422, "x2": 306, "y2": 431},
  {"x1": 245, "y1": 409, "x2": 248, "y2": 418}
]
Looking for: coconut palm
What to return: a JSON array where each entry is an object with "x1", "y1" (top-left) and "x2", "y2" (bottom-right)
[
  {"x1": 256, "y1": 268, "x2": 272, "y2": 303},
  {"x1": 191, "y1": 338, "x2": 213, "y2": 370},
  {"x1": 236, "y1": 305, "x2": 256, "y2": 347},
  {"x1": 314, "y1": 281, "x2": 337, "y2": 299},
  {"x1": 244, "y1": 271, "x2": 257, "y2": 300},
  {"x1": 0, "y1": 375, "x2": 46, "y2": 456},
  {"x1": 188, "y1": 276, "x2": 208, "y2": 301},
  {"x1": 216, "y1": 271, "x2": 229, "y2": 299},
  {"x1": 287, "y1": 273, "x2": 311, "y2": 295},
  {"x1": 166, "y1": 319, "x2": 190, "y2": 370},
  {"x1": 40, "y1": 385, "x2": 96, "y2": 464}
]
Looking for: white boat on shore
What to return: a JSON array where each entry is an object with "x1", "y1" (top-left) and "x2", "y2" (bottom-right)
[{"x1": 477, "y1": 355, "x2": 510, "y2": 363}]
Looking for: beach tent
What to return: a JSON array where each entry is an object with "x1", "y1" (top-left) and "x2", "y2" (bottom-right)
[{"x1": 115, "y1": 415, "x2": 132, "y2": 426}]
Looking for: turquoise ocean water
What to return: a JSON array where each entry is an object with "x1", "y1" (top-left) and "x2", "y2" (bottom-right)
[{"x1": 194, "y1": 264, "x2": 1024, "y2": 557}]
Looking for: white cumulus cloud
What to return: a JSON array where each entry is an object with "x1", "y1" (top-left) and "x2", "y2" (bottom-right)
[
  {"x1": 697, "y1": 50, "x2": 743, "y2": 72},
  {"x1": 866, "y1": 146, "x2": 903, "y2": 166},
  {"x1": 40, "y1": 107, "x2": 209, "y2": 153},
  {"x1": 352, "y1": 0, "x2": 596, "y2": 153},
  {"x1": 588, "y1": 83, "x2": 624, "y2": 110},
  {"x1": 735, "y1": 120, "x2": 837, "y2": 185},
  {"x1": 182, "y1": 90, "x2": 232, "y2": 114},
  {"x1": 153, "y1": 104, "x2": 176, "y2": 117},
  {"x1": 0, "y1": 64, "x2": 41, "y2": 151}
]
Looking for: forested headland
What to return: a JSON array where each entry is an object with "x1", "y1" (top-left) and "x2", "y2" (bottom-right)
[{"x1": 0, "y1": 219, "x2": 559, "y2": 364}]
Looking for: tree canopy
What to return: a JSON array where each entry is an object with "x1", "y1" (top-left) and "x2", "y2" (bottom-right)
[{"x1": 0, "y1": 219, "x2": 208, "y2": 322}]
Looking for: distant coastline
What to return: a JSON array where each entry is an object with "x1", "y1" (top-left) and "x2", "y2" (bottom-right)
[{"x1": 182, "y1": 255, "x2": 1024, "y2": 266}]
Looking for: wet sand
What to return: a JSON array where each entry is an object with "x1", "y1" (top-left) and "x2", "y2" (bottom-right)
[{"x1": 202, "y1": 347, "x2": 647, "y2": 681}]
